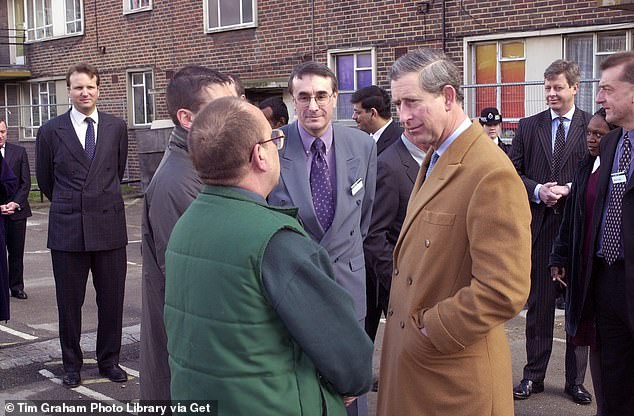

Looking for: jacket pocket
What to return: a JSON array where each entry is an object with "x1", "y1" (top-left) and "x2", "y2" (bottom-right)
[
  {"x1": 348, "y1": 253, "x2": 365, "y2": 272},
  {"x1": 421, "y1": 209, "x2": 455, "y2": 226}
]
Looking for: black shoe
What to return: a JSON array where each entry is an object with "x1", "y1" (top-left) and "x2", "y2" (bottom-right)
[
  {"x1": 99, "y1": 365, "x2": 128, "y2": 382},
  {"x1": 62, "y1": 371, "x2": 81, "y2": 388},
  {"x1": 513, "y1": 379, "x2": 544, "y2": 399},
  {"x1": 565, "y1": 383, "x2": 592, "y2": 405},
  {"x1": 10, "y1": 289, "x2": 27, "y2": 300}
]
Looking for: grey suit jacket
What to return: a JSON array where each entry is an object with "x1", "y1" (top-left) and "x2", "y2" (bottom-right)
[
  {"x1": 268, "y1": 121, "x2": 377, "y2": 320},
  {"x1": 35, "y1": 109, "x2": 128, "y2": 252}
]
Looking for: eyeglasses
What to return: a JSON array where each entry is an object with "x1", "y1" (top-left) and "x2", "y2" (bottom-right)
[
  {"x1": 259, "y1": 129, "x2": 285, "y2": 150},
  {"x1": 294, "y1": 92, "x2": 334, "y2": 107}
]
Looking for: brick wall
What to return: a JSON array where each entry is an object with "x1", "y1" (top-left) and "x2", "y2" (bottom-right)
[{"x1": 17, "y1": 0, "x2": 632, "y2": 180}]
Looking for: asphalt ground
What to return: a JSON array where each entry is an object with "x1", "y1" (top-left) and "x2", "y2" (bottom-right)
[{"x1": 0, "y1": 197, "x2": 599, "y2": 415}]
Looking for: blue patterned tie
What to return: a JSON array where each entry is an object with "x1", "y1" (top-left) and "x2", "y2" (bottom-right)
[
  {"x1": 310, "y1": 138, "x2": 334, "y2": 230},
  {"x1": 85, "y1": 117, "x2": 96, "y2": 160},
  {"x1": 425, "y1": 152, "x2": 440, "y2": 178},
  {"x1": 602, "y1": 132, "x2": 631, "y2": 265}
]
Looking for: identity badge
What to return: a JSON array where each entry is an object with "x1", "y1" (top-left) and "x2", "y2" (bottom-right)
[
  {"x1": 611, "y1": 171, "x2": 627, "y2": 185},
  {"x1": 351, "y1": 178, "x2": 363, "y2": 195}
]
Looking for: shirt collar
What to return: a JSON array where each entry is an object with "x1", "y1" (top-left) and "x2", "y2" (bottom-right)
[
  {"x1": 299, "y1": 123, "x2": 333, "y2": 154},
  {"x1": 435, "y1": 117, "x2": 471, "y2": 158},
  {"x1": 371, "y1": 119, "x2": 392, "y2": 142},
  {"x1": 400, "y1": 134, "x2": 426, "y2": 167},
  {"x1": 550, "y1": 106, "x2": 575, "y2": 122},
  {"x1": 71, "y1": 106, "x2": 99, "y2": 125}
]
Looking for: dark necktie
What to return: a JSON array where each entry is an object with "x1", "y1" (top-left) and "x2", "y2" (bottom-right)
[
  {"x1": 310, "y1": 138, "x2": 334, "y2": 230},
  {"x1": 602, "y1": 132, "x2": 631, "y2": 265},
  {"x1": 85, "y1": 117, "x2": 96, "y2": 160},
  {"x1": 550, "y1": 117, "x2": 566, "y2": 182},
  {"x1": 425, "y1": 152, "x2": 440, "y2": 178}
]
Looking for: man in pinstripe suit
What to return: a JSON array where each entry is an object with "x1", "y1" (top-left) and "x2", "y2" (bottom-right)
[{"x1": 511, "y1": 59, "x2": 593, "y2": 404}]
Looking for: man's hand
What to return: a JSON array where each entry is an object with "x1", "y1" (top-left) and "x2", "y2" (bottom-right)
[
  {"x1": 550, "y1": 185, "x2": 570, "y2": 198},
  {"x1": 539, "y1": 182, "x2": 562, "y2": 206},
  {"x1": 0, "y1": 201, "x2": 18, "y2": 215},
  {"x1": 550, "y1": 266, "x2": 567, "y2": 288},
  {"x1": 343, "y1": 396, "x2": 357, "y2": 407}
]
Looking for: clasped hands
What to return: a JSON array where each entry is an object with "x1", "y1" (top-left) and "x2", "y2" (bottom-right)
[
  {"x1": 0, "y1": 201, "x2": 20, "y2": 215},
  {"x1": 539, "y1": 182, "x2": 569, "y2": 207}
]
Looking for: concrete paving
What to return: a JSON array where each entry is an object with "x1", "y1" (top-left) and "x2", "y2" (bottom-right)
[{"x1": 0, "y1": 197, "x2": 599, "y2": 415}]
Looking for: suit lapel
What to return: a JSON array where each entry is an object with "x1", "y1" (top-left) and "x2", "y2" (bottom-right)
[
  {"x1": 321, "y1": 124, "x2": 361, "y2": 243},
  {"x1": 395, "y1": 139, "x2": 419, "y2": 184},
  {"x1": 538, "y1": 110, "x2": 553, "y2": 165},
  {"x1": 58, "y1": 111, "x2": 91, "y2": 171},
  {"x1": 279, "y1": 122, "x2": 324, "y2": 239},
  {"x1": 85, "y1": 111, "x2": 111, "y2": 185},
  {"x1": 562, "y1": 108, "x2": 585, "y2": 164}
]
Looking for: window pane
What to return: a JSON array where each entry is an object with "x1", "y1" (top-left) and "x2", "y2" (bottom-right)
[
  {"x1": 475, "y1": 44, "x2": 497, "y2": 111},
  {"x1": 66, "y1": 0, "x2": 74, "y2": 21},
  {"x1": 501, "y1": 42, "x2": 524, "y2": 59},
  {"x1": 501, "y1": 61, "x2": 525, "y2": 119},
  {"x1": 208, "y1": 0, "x2": 219, "y2": 28},
  {"x1": 134, "y1": 86, "x2": 145, "y2": 124},
  {"x1": 219, "y1": 0, "x2": 240, "y2": 26},
  {"x1": 337, "y1": 92, "x2": 353, "y2": 121},
  {"x1": 132, "y1": 73, "x2": 143, "y2": 85},
  {"x1": 357, "y1": 69, "x2": 372, "y2": 88},
  {"x1": 565, "y1": 35, "x2": 593, "y2": 112},
  {"x1": 242, "y1": 0, "x2": 253, "y2": 23},
  {"x1": 336, "y1": 55, "x2": 354, "y2": 91},
  {"x1": 357, "y1": 53, "x2": 372, "y2": 68},
  {"x1": 597, "y1": 32, "x2": 625, "y2": 53}
]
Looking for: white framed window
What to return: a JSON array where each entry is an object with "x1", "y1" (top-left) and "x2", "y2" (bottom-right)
[
  {"x1": 204, "y1": 0, "x2": 257, "y2": 33},
  {"x1": 23, "y1": 0, "x2": 83, "y2": 42},
  {"x1": 327, "y1": 48, "x2": 376, "y2": 121},
  {"x1": 4, "y1": 84, "x2": 20, "y2": 128},
  {"x1": 123, "y1": 0, "x2": 152, "y2": 14},
  {"x1": 129, "y1": 70, "x2": 155, "y2": 126},
  {"x1": 23, "y1": 81, "x2": 58, "y2": 138},
  {"x1": 566, "y1": 31, "x2": 630, "y2": 114}
]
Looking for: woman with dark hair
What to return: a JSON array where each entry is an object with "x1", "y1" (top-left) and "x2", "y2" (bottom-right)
[{"x1": 550, "y1": 107, "x2": 616, "y2": 415}]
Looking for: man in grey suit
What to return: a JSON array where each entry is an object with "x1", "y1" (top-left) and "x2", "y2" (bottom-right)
[
  {"x1": 36, "y1": 63, "x2": 128, "y2": 388},
  {"x1": 268, "y1": 61, "x2": 376, "y2": 416},
  {"x1": 511, "y1": 59, "x2": 592, "y2": 404},
  {"x1": 0, "y1": 119, "x2": 32, "y2": 300}
]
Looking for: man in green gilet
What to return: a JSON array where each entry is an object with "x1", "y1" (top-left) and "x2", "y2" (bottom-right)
[{"x1": 164, "y1": 97, "x2": 373, "y2": 416}]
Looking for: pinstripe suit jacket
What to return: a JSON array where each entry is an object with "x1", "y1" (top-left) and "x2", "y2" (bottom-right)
[
  {"x1": 511, "y1": 108, "x2": 591, "y2": 242},
  {"x1": 35, "y1": 110, "x2": 128, "y2": 252}
]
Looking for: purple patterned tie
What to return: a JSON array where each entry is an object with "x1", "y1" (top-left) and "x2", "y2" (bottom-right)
[
  {"x1": 602, "y1": 132, "x2": 631, "y2": 265},
  {"x1": 85, "y1": 117, "x2": 96, "y2": 160},
  {"x1": 310, "y1": 138, "x2": 334, "y2": 230}
]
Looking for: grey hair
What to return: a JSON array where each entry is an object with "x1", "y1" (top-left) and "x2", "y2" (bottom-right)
[{"x1": 390, "y1": 48, "x2": 464, "y2": 103}]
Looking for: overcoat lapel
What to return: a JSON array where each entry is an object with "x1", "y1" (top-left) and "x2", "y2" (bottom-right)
[{"x1": 538, "y1": 111, "x2": 553, "y2": 165}]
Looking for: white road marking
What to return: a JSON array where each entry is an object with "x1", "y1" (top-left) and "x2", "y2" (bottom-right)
[
  {"x1": 0, "y1": 324, "x2": 38, "y2": 340},
  {"x1": 120, "y1": 364, "x2": 139, "y2": 378},
  {"x1": 39, "y1": 369, "x2": 132, "y2": 411}
]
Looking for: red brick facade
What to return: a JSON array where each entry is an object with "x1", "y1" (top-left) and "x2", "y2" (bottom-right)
[{"x1": 5, "y1": 0, "x2": 632, "y2": 180}]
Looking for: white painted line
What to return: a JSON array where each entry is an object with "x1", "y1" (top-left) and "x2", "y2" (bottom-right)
[
  {"x1": 0, "y1": 324, "x2": 38, "y2": 340},
  {"x1": 39, "y1": 369, "x2": 131, "y2": 410},
  {"x1": 120, "y1": 364, "x2": 139, "y2": 378}
]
